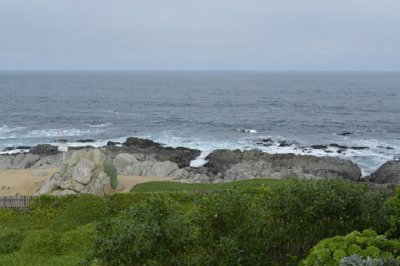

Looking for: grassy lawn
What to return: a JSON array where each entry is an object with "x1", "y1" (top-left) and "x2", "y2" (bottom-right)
[{"x1": 130, "y1": 178, "x2": 289, "y2": 193}]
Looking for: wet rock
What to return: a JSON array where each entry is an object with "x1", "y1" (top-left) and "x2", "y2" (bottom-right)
[
  {"x1": 123, "y1": 137, "x2": 161, "y2": 149},
  {"x1": 16, "y1": 146, "x2": 31, "y2": 150},
  {"x1": 77, "y1": 139, "x2": 96, "y2": 143},
  {"x1": 311, "y1": 145, "x2": 328, "y2": 149},
  {"x1": 329, "y1": 143, "x2": 348, "y2": 149},
  {"x1": 2, "y1": 147, "x2": 15, "y2": 152},
  {"x1": 351, "y1": 146, "x2": 369, "y2": 150},
  {"x1": 338, "y1": 132, "x2": 353, "y2": 136},
  {"x1": 30, "y1": 144, "x2": 59, "y2": 156},
  {"x1": 107, "y1": 141, "x2": 120, "y2": 146}
]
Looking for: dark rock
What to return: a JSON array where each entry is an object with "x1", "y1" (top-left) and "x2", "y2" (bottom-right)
[
  {"x1": 77, "y1": 139, "x2": 96, "y2": 143},
  {"x1": 329, "y1": 143, "x2": 348, "y2": 149},
  {"x1": 123, "y1": 137, "x2": 161, "y2": 149},
  {"x1": 261, "y1": 138, "x2": 273, "y2": 143},
  {"x1": 278, "y1": 141, "x2": 293, "y2": 147},
  {"x1": 337, "y1": 149, "x2": 345, "y2": 154},
  {"x1": 2, "y1": 147, "x2": 15, "y2": 152},
  {"x1": 107, "y1": 141, "x2": 121, "y2": 146},
  {"x1": 30, "y1": 144, "x2": 59, "y2": 156},
  {"x1": 16, "y1": 146, "x2": 31, "y2": 150},
  {"x1": 58, "y1": 139, "x2": 68, "y2": 143},
  {"x1": 203, "y1": 149, "x2": 361, "y2": 181},
  {"x1": 311, "y1": 145, "x2": 328, "y2": 149},
  {"x1": 156, "y1": 146, "x2": 201, "y2": 168},
  {"x1": 367, "y1": 160, "x2": 400, "y2": 184},
  {"x1": 351, "y1": 146, "x2": 369, "y2": 150},
  {"x1": 108, "y1": 137, "x2": 201, "y2": 168},
  {"x1": 377, "y1": 146, "x2": 394, "y2": 150},
  {"x1": 338, "y1": 132, "x2": 353, "y2": 136}
]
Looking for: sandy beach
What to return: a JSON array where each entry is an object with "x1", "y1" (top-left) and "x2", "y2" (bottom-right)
[{"x1": 0, "y1": 168, "x2": 171, "y2": 196}]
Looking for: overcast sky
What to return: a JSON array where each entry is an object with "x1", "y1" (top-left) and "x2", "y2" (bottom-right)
[{"x1": 1, "y1": 0, "x2": 400, "y2": 71}]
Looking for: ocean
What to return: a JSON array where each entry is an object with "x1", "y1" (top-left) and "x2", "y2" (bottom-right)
[{"x1": 1, "y1": 70, "x2": 399, "y2": 175}]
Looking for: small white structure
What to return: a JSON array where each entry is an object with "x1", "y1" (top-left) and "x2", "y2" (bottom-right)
[{"x1": 58, "y1": 143, "x2": 68, "y2": 163}]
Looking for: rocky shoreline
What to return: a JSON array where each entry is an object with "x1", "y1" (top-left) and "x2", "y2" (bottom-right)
[{"x1": 0, "y1": 137, "x2": 399, "y2": 187}]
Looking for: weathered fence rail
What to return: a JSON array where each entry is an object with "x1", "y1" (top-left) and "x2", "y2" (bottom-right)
[
  {"x1": 0, "y1": 195, "x2": 73, "y2": 211},
  {"x1": 0, "y1": 195, "x2": 39, "y2": 210}
]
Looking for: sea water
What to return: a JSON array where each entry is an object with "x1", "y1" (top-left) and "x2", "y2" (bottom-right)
[{"x1": 1, "y1": 71, "x2": 399, "y2": 175}]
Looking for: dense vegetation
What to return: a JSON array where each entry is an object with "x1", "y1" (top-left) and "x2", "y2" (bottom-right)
[{"x1": 0, "y1": 178, "x2": 399, "y2": 265}]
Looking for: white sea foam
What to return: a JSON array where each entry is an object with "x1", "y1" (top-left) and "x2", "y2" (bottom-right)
[
  {"x1": 87, "y1": 123, "x2": 113, "y2": 128},
  {"x1": 26, "y1": 128, "x2": 95, "y2": 138},
  {"x1": 236, "y1": 128, "x2": 258, "y2": 134}
]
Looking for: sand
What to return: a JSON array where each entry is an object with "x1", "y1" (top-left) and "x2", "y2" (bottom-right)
[{"x1": 0, "y1": 168, "x2": 171, "y2": 196}]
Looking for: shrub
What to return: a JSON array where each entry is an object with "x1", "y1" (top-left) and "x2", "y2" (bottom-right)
[
  {"x1": 260, "y1": 179, "x2": 389, "y2": 264},
  {"x1": 302, "y1": 230, "x2": 400, "y2": 266},
  {"x1": 103, "y1": 160, "x2": 118, "y2": 189},
  {"x1": 105, "y1": 193, "x2": 149, "y2": 215},
  {"x1": 193, "y1": 190, "x2": 271, "y2": 265},
  {"x1": 51, "y1": 194, "x2": 107, "y2": 232},
  {"x1": 91, "y1": 195, "x2": 195, "y2": 265},
  {"x1": 0, "y1": 229, "x2": 25, "y2": 254},
  {"x1": 385, "y1": 187, "x2": 400, "y2": 238},
  {"x1": 20, "y1": 229, "x2": 60, "y2": 255},
  {"x1": 60, "y1": 223, "x2": 96, "y2": 255},
  {"x1": 340, "y1": 254, "x2": 400, "y2": 266}
]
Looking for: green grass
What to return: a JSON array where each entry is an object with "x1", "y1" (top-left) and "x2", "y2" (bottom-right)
[{"x1": 130, "y1": 178, "x2": 289, "y2": 193}]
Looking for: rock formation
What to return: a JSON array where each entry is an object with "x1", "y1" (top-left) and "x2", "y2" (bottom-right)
[
  {"x1": 171, "y1": 149, "x2": 362, "y2": 183},
  {"x1": 112, "y1": 152, "x2": 178, "y2": 177},
  {"x1": 367, "y1": 160, "x2": 400, "y2": 184},
  {"x1": 37, "y1": 149, "x2": 123, "y2": 196}
]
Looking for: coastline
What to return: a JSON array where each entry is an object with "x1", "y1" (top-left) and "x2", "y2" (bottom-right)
[{"x1": 0, "y1": 137, "x2": 398, "y2": 196}]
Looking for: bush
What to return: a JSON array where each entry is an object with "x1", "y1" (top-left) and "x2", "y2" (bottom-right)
[
  {"x1": 105, "y1": 193, "x2": 150, "y2": 215},
  {"x1": 340, "y1": 254, "x2": 400, "y2": 266},
  {"x1": 260, "y1": 179, "x2": 390, "y2": 264},
  {"x1": 302, "y1": 230, "x2": 400, "y2": 266},
  {"x1": 385, "y1": 187, "x2": 400, "y2": 238},
  {"x1": 193, "y1": 190, "x2": 269, "y2": 265},
  {"x1": 60, "y1": 223, "x2": 96, "y2": 255},
  {"x1": 51, "y1": 194, "x2": 107, "y2": 232},
  {"x1": 103, "y1": 160, "x2": 118, "y2": 189},
  {"x1": 0, "y1": 229, "x2": 25, "y2": 254},
  {"x1": 20, "y1": 229, "x2": 60, "y2": 255},
  {"x1": 91, "y1": 195, "x2": 195, "y2": 265}
]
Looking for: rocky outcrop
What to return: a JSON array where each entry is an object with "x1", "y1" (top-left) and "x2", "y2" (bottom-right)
[
  {"x1": 367, "y1": 160, "x2": 400, "y2": 184},
  {"x1": 30, "y1": 144, "x2": 59, "y2": 156},
  {"x1": 0, "y1": 153, "x2": 40, "y2": 169},
  {"x1": 110, "y1": 137, "x2": 201, "y2": 168},
  {"x1": 180, "y1": 149, "x2": 362, "y2": 182},
  {"x1": 112, "y1": 152, "x2": 178, "y2": 177},
  {"x1": 37, "y1": 149, "x2": 123, "y2": 196}
]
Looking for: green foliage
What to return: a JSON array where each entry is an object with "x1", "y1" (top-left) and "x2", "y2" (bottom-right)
[
  {"x1": 103, "y1": 160, "x2": 118, "y2": 189},
  {"x1": 302, "y1": 230, "x2": 400, "y2": 266},
  {"x1": 51, "y1": 194, "x2": 107, "y2": 232},
  {"x1": 91, "y1": 195, "x2": 195, "y2": 265},
  {"x1": 105, "y1": 192, "x2": 149, "y2": 215},
  {"x1": 59, "y1": 223, "x2": 96, "y2": 255},
  {"x1": 340, "y1": 254, "x2": 400, "y2": 266},
  {"x1": 29, "y1": 194, "x2": 79, "y2": 210},
  {"x1": 20, "y1": 229, "x2": 60, "y2": 255},
  {"x1": 385, "y1": 187, "x2": 400, "y2": 238},
  {"x1": 130, "y1": 178, "x2": 285, "y2": 192},
  {"x1": 91, "y1": 179, "x2": 389, "y2": 265},
  {"x1": 0, "y1": 229, "x2": 25, "y2": 254}
]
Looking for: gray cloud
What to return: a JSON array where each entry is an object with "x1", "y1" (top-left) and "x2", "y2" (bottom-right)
[{"x1": 1, "y1": 0, "x2": 400, "y2": 70}]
